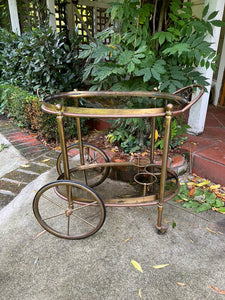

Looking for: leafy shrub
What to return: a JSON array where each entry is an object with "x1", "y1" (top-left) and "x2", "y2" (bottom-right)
[
  {"x1": 0, "y1": 83, "x2": 38, "y2": 127},
  {"x1": 0, "y1": 25, "x2": 87, "y2": 142},
  {"x1": 79, "y1": 1, "x2": 223, "y2": 92},
  {"x1": 0, "y1": 83, "x2": 87, "y2": 142},
  {"x1": 0, "y1": 1, "x2": 10, "y2": 31},
  {"x1": 107, "y1": 117, "x2": 146, "y2": 153},
  {"x1": 0, "y1": 26, "x2": 83, "y2": 94},
  {"x1": 79, "y1": 0, "x2": 224, "y2": 153},
  {"x1": 155, "y1": 116, "x2": 190, "y2": 150}
]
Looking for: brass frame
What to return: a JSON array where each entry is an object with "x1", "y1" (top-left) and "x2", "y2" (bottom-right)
[{"x1": 36, "y1": 84, "x2": 204, "y2": 236}]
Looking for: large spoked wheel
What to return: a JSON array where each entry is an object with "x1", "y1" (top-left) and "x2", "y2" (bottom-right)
[
  {"x1": 33, "y1": 180, "x2": 106, "y2": 240},
  {"x1": 56, "y1": 143, "x2": 110, "y2": 187}
]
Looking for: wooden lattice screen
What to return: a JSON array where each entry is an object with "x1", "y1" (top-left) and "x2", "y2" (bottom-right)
[
  {"x1": 17, "y1": 0, "x2": 47, "y2": 32},
  {"x1": 55, "y1": 0, "x2": 67, "y2": 32},
  {"x1": 74, "y1": 1, "x2": 111, "y2": 43},
  {"x1": 74, "y1": 4, "x2": 94, "y2": 43},
  {"x1": 4, "y1": 0, "x2": 111, "y2": 43},
  {"x1": 54, "y1": 1, "x2": 111, "y2": 42}
]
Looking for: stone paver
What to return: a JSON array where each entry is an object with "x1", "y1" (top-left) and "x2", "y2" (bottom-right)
[{"x1": 0, "y1": 119, "x2": 54, "y2": 208}]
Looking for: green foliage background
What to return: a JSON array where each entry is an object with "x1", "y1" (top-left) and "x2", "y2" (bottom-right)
[
  {"x1": 79, "y1": 0, "x2": 224, "y2": 153},
  {"x1": 79, "y1": 0, "x2": 222, "y2": 93},
  {"x1": 0, "y1": 26, "x2": 82, "y2": 94},
  {"x1": 0, "y1": 24, "x2": 86, "y2": 141},
  {"x1": 0, "y1": 83, "x2": 88, "y2": 141}
]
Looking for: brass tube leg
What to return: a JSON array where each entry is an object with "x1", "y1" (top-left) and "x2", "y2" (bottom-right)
[
  {"x1": 149, "y1": 117, "x2": 156, "y2": 194},
  {"x1": 150, "y1": 117, "x2": 156, "y2": 164},
  {"x1": 150, "y1": 97, "x2": 156, "y2": 164},
  {"x1": 56, "y1": 107, "x2": 73, "y2": 209},
  {"x1": 143, "y1": 184, "x2": 147, "y2": 196},
  {"x1": 76, "y1": 117, "x2": 88, "y2": 184},
  {"x1": 156, "y1": 104, "x2": 173, "y2": 234},
  {"x1": 56, "y1": 106, "x2": 70, "y2": 180}
]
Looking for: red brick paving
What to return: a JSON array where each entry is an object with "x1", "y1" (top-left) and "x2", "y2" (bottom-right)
[{"x1": 181, "y1": 105, "x2": 225, "y2": 185}]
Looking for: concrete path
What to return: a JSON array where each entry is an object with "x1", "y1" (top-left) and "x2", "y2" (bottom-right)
[
  {"x1": 1, "y1": 168, "x2": 225, "y2": 299},
  {"x1": 0, "y1": 133, "x2": 28, "y2": 177},
  {"x1": 0, "y1": 121, "x2": 57, "y2": 208}
]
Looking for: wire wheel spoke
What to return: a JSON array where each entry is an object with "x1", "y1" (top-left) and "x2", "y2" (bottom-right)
[
  {"x1": 42, "y1": 193, "x2": 66, "y2": 210},
  {"x1": 86, "y1": 153, "x2": 98, "y2": 164},
  {"x1": 43, "y1": 211, "x2": 66, "y2": 221},
  {"x1": 71, "y1": 201, "x2": 97, "y2": 212},
  {"x1": 70, "y1": 212, "x2": 96, "y2": 228}
]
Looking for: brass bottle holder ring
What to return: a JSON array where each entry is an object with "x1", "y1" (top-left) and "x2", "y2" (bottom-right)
[
  {"x1": 132, "y1": 157, "x2": 150, "y2": 167},
  {"x1": 134, "y1": 172, "x2": 157, "y2": 196},
  {"x1": 144, "y1": 164, "x2": 162, "y2": 177}
]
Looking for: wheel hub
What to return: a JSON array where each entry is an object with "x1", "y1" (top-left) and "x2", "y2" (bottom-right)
[{"x1": 65, "y1": 209, "x2": 72, "y2": 217}]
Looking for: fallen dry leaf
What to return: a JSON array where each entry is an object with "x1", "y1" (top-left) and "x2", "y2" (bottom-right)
[
  {"x1": 209, "y1": 285, "x2": 225, "y2": 294},
  {"x1": 141, "y1": 151, "x2": 148, "y2": 157},
  {"x1": 189, "y1": 186, "x2": 196, "y2": 197},
  {"x1": 53, "y1": 146, "x2": 61, "y2": 151},
  {"x1": 195, "y1": 180, "x2": 210, "y2": 187},
  {"x1": 192, "y1": 174, "x2": 199, "y2": 178},
  {"x1": 214, "y1": 192, "x2": 225, "y2": 201},
  {"x1": 20, "y1": 164, "x2": 30, "y2": 168},
  {"x1": 139, "y1": 288, "x2": 142, "y2": 298},
  {"x1": 41, "y1": 158, "x2": 50, "y2": 163},
  {"x1": 131, "y1": 260, "x2": 143, "y2": 273},
  {"x1": 152, "y1": 264, "x2": 169, "y2": 269},
  {"x1": 188, "y1": 176, "x2": 197, "y2": 182},
  {"x1": 206, "y1": 227, "x2": 217, "y2": 234},
  {"x1": 188, "y1": 238, "x2": 194, "y2": 244},
  {"x1": 124, "y1": 238, "x2": 130, "y2": 242},
  {"x1": 176, "y1": 282, "x2": 186, "y2": 286},
  {"x1": 209, "y1": 184, "x2": 221, "y2": 190}
]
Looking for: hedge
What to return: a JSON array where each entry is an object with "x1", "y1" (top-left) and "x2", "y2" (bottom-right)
[{"x1": 0, "y1": 83, "x2": 87, "y2": 142}]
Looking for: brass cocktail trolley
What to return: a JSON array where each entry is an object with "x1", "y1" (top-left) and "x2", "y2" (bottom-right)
[{"x1": 33, "y1": 85, "x2": 204, "y2": 239}]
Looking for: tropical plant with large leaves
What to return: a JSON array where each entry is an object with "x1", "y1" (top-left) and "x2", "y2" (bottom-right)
[
  {"x1": 79, "y1": 0, "x2": 223, "y2": 93},
  {"x1": 78, "y1": 0, "x2": 224, "y2": 153}
]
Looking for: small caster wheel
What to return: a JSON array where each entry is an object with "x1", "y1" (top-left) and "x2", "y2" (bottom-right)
[{"x1": 156, "y1": 225, "x2": 168, "y2": 235}]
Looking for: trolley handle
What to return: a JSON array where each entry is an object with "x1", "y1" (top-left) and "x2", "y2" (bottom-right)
[
  {"x1": 172, "y1": 84, "x2": 204, "y2": 114},
  {"x1": 37, "y1": 88, "x2": 48, "y2": 101}
]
